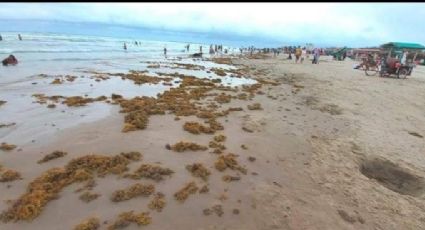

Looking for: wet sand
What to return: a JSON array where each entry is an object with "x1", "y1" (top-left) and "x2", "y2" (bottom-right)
[{"x1": 1, "y1": 54, "x2": 425, "y2": 230}]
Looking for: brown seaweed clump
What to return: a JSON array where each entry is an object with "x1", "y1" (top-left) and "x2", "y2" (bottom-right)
[
  {"x1": 214, "y1": 93, "x2": 232, "y2": 104},
  {"x1": 47, "y1": 104, "x2": 56, "y2": 109},
  {"x1": 170, "y1": 141, "x2": 208, "y2": 152},
  {"x1": 51, "y1": 78, "x2": 63, "y2": 84},
  {"x1": 0, "y1": 142, "x2": 16, "y2": 151},
  {"x1": 111, "y1": 183, "x2": 155, "y2": 202},
  {"x1": 148, "y1": 192, "x2": 166, "y2": 212},
  {"x1": 74, "y1": 217, "x2": 100, "y2": 230},
  {"x1": 222, "y1": 175, "x2": 241, "y2": 182},
  {"x1": 0, "y1": 169, "x2": 22, "y2": 182},
  {"x1": 211, "y1": 57, "x2": 232, "y2": 65},
  {"x1": 108, "y1": 211, "x2": 151, "y2": 230},
  {"x1": 0, "y1": 100, "x2": 6, "y2": 106},
  {"x1": 186, "y1": 163, "x2": 211, "y2": 181},
  {"x1": 62, "y1": 96, "x2": 100, "y2": 107},
  {"x1": 215, "y1": 154, "x2": 247, "y2": 174},
  {"x1": 214, "y1": 134, "x2": 226, "y2": 142},
  {"x1": 124, "y1": 164, "x2": 174, "y2": 181},
  {"x1": 37, "y1": 151, "x2": 68, "y2": 164},
  {"x1": 122, "y1": 110, "x2": 149, "y2": 133},
  {"x1": 79, "y1": 192, "x2": 101, "y2": 203},
  {"x1": 174, "y1": 182, "x2": 198, "y2": 202},
  {"x1": 0, "y1": 153, "x2": 139, "y2": 222},
  {"x1": 247, "y1": 103, "x2": 263, "y2": 110},
  {"x1": 119, "y1": 152, "x2": 142, "y2": 161},
  {"x1": 183, "y1": 122, "x2": 214, "y2": 134},
  {"x1": 203, "y1": 204, "x2": 224, "y2": 217},
  {"x1": 209, "y1": 141, "x2": 226, "y2": 153},
  {"x1": 211, "y1": 68, "x2": 227, "y2": 77},
  {"x1": 199, "y1": 185, "x2": 209, "y2": 194}
]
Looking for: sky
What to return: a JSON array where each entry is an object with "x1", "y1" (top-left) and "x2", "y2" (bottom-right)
[{"x1": 0, "y1": 3, "x2": 424, "y2": 47}]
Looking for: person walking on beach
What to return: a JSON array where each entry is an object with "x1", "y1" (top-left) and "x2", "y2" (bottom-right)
[
  {"x1": 18, "y1": 34, "x2": 22, "y2": 41},
  {"x1": 295, "y1": 46, "x2": 302, "y2": 63},
  {"x1": 301, "y1": 48, "x2": 307, "y2": 63},
  {"x1": 210, "y1": 45, "x2": 214, "y2": 55},
  {"x1": 0, "y1": 35, "x2": 2, "y2": 41},
  {"x1": 200, "y1": 46, "x2": 202, "y2": 54},
  {"x1": 164, "y1": 46, "x2": 167, "y2": 56},
  {"x1": 123, "y1": 43, "x2": 127, "y2": 50},
  {"x1": 313, "y1": 48, "x2": 320, "y2": 64}
]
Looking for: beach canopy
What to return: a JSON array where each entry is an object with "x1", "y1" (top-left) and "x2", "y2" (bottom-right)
[{"x1": 380, "y1": 42, "x2": 425, "y2": 50}]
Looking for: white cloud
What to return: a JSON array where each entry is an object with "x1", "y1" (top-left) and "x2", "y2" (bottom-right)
[{"x1": 0, "y1": 3, "x2": 424, "y2": 46}]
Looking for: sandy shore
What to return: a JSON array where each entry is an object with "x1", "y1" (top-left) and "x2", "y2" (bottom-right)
[{"x1": 1, "y1": 54, "x2": 425, "y2": 230}]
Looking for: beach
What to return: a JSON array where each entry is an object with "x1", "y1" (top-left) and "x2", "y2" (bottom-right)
[{"x1": 1, "y1": 34, "x2": 425, "y2": 230}]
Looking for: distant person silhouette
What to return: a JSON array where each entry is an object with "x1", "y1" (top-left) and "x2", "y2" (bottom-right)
[
  {"x1": 18, "y1": 34, "x2": 22, "y2": 41},
  {"x1": 123, "y1": 43, "x2": 127, "y2": 50},
  {"x1": 164, "y1": 47, "x2": 167, "y2": 56},
  {"x1": 0, "y1": 35, "x2": 2, "y2": 41}
]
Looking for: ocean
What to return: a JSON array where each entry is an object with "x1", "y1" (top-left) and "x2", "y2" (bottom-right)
[
  {"x1": 0, "y1": 31, "x2": 254, "y2": 143},
  {"x1": 0, "y1": 31, "x2": 242, "y2": 84}
]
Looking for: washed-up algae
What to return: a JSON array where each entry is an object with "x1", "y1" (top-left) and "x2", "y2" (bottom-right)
[
  {"x1": 214, "y1": 135, "x2": 226, "y2": 142},
  {"x1": 174, "y1": 182, "x2": 198, "y2": 202},
  {"x1": 209, "y1": 141, "x2": 226, "y2": 152},
  {"x1": 186, "y1": 163, "x2": 211, "y2": 181},
  {"x1": 247, "y1": 103, "x2": 263, "y2": 110},
  {"x1": 37, "y1": 151, "x2": 68, "y2": 164},
  {"x1": 79, "y1": 192, "x2": 101, "y2": 203},
  {"x1": 0, "y1": 100, "x2": 6, "y2": 106},
  {"x1": 215, "y1": 154, "x2": 247, "y2": 174},
  {"x1": 124, "y1": 164, "x2": 173, "y2": 181},
  {"x1": 51, "y1": 78, "x2": 63, "y2": 84},
  {"x1": 214, "y1": 93, "x2": 232, "y2": 104},
  {"x1": 0, "y1": 169, "x2": 22, "y2": 182},
  {"x1": 74, "y1": 217, "x2": 100, "y2": 230},
  {"x1": 0, "y1": 142, "x2": 16, "y2": 151},
  {"x1": 0, "y1": 153, "x2": 139, "y2": 222},
  {"x1": 203, "y1": 204, "x2": 224, "y2": 217},
  {"x1": 108, "y1": 211, "x2": 151, "y2": 230},
  {"x1": 183, "y1": 122, "x2": 214, "y2": 134},
  {"x1": 148, "y1": 192, "x2": 166, "y2": 212},
  {"x1": 170, "y1": 141, "x2": 208, "y2": 152},
  {"x1": 111, "y1": 183, "x2": 155, "y2": 202},
  {"x1": 211, "y1": 67, "x2": 227, "y2": 77},
  {"x1": 199, "y1": 185, "x2": 209, "y2": 194},
  {"x1": 222, "y1": 175, "x2": 241, "y2": 182}
]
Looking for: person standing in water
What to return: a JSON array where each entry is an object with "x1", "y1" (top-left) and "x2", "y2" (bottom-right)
[
  {"x1": 200, "y1": 46, "x2": 202, "y2": 53},
  {"x1": 164, "y1": 46, "x2": 167, "y2": 56},
  {"x1": 18, "y1": 34, "x2": 22, "y2": 40},
  {"x1": 0, "y1": 35, "x2": 2, "y2": 41},
  {"x1": 123, "y1": 43, "x2": 127, "y2": 50}
]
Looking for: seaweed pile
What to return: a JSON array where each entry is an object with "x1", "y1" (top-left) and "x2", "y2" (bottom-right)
[
  {"x1": 0, "y1": 168, "x2": 22, "y2": 182},
  {"x1": 174, "y1": 182, "x2": 198, "y2": 202},
  {"x1": 215, "y1": 154, "x2": 247, "y2": 174},
  {"x1": 148, "y1": 192, "x2": 166, "y2": 212},
  {"x1": 0, "y1": 142, "x2": 16, "y2": 151},
  {"x1": 79, "y1": 192, "x2": 100, "y2": 203},
  {"x1": 186, "y1": 163, "x2": 211, "y2": 181},
  {"x1": 108, "y1": 211, "x2": 151, "y2": 230},
  {"x1": 124, "y1": 164, "x2": 174, "y2": 181},
  {"x1": 111, "y1": 183, "x2": 155, "y2": 202},
  {"x1": 74, "y1": 217, "x2": 100, "y2": 230},
  {"x1": 37, "y1": 151, "x2": 67, "y2": 164},
  {"x1": 169, "y1": 141, "x2": 208, "y2": 152},
  {"x1": 0, "y1": 152, "x2": 141, "y2": 222}
]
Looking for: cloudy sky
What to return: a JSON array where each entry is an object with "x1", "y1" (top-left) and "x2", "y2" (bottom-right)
[{"x1": 0, "y1": 3, "x2": 424, "y2": 47}]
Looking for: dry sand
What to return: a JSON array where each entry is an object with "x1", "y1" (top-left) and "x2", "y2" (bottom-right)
[{"x1": 1, "y1": 54, "x2": 425, "y2": 230}]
